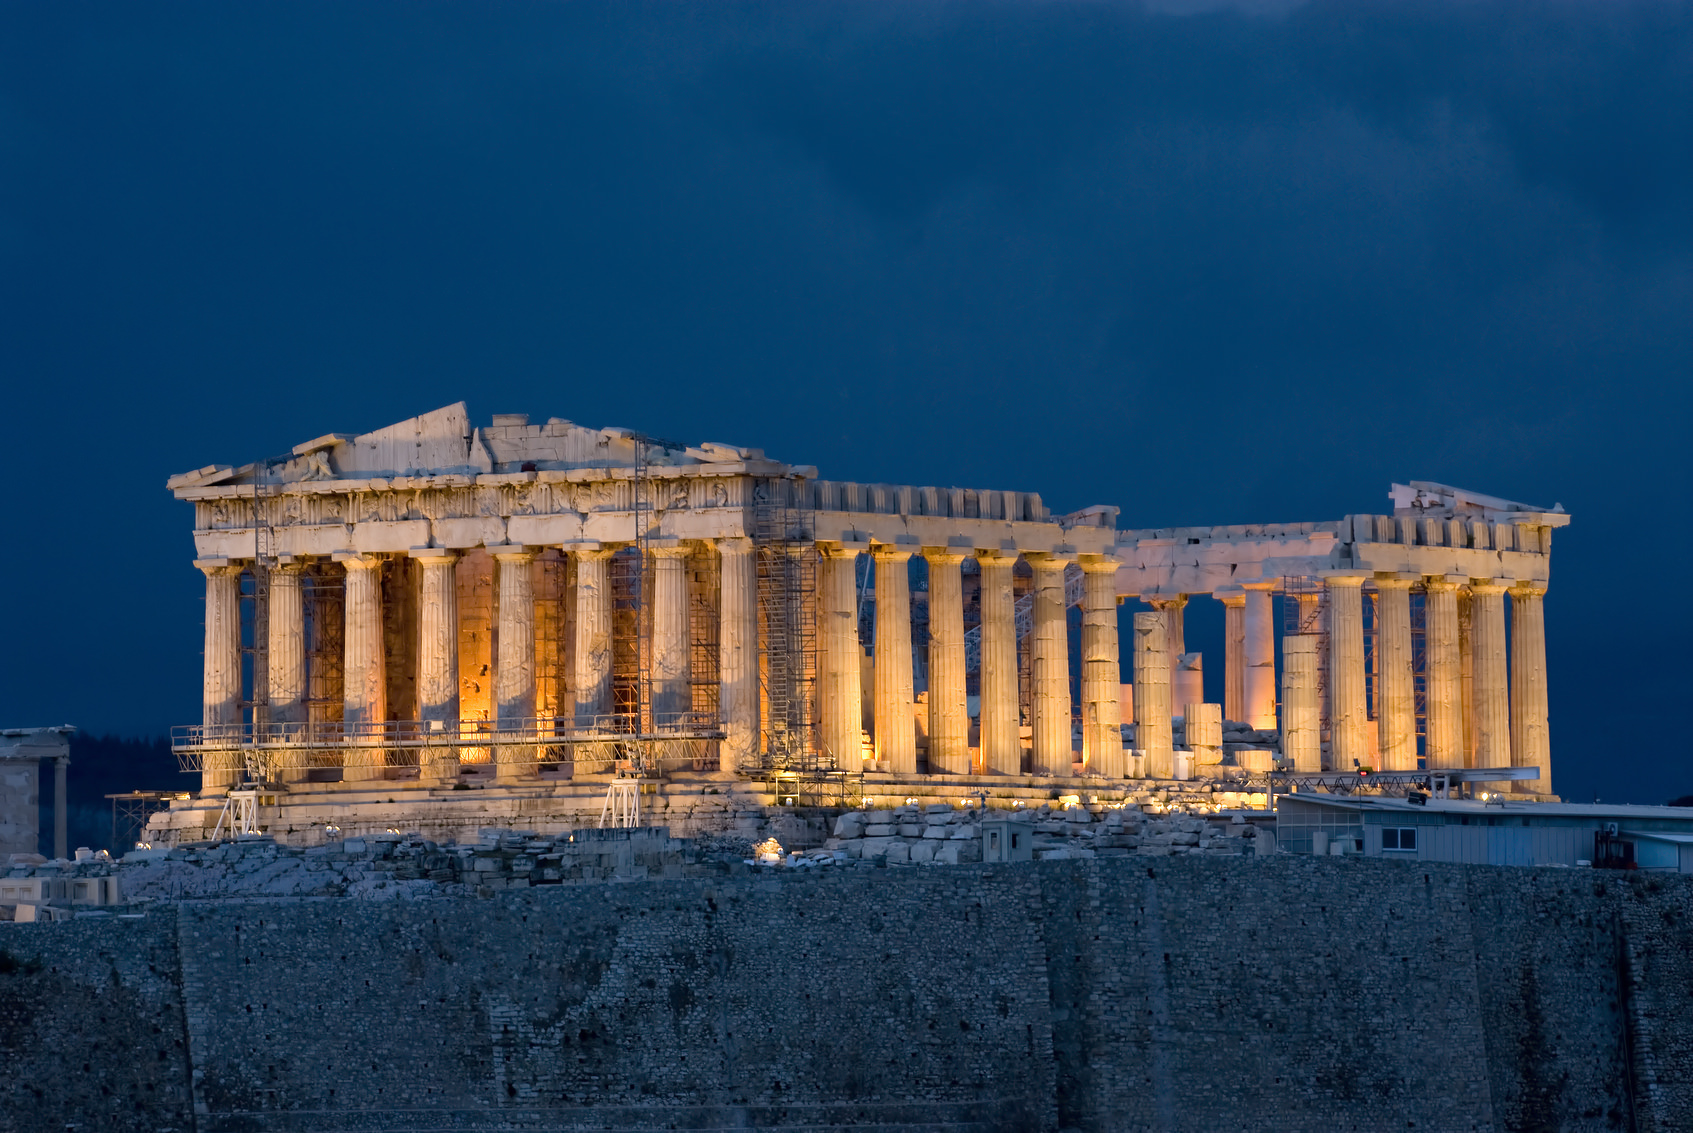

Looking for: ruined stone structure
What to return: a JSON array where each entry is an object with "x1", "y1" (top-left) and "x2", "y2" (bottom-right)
[{"x1": 161, "y1": 405, "x2": 1566, "y2": 841}]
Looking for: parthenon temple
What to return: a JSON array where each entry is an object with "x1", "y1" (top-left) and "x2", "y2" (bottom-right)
[{"x1": 158, "y1": 404, "x2": 1567, "y2": 840}]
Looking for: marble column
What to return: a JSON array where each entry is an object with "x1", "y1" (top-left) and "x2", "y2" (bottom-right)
[
  {"x1": 340, "y1": 555, "x2": 386, "y2": 782},
  {"x1": 1080, "y1": 556, "x2": 1124, "y2": 778},
  {"x1": 1374, "y1": 575, "x2": 1417, "y2": 771},
  {"x1": 872, "y1": 545, "x2": 916, "y2": 774},
  {"x1": 1028, "y1": 555, "x2": 1074, "y2": 776},
  {"x1": 1458, "y1": 590, "x2": 1476, "y2": 766},
  {"x1": 1242, "y1": 583, "x2": 1277, "y2": 730},
  {"x1": 1132, "y1": 612, "x2": 1173, "y2": 779},
  {"x1": 717, "y1": 537, "x2": 760, "y2": 772},
  {"x1": 818, "y1": 543, "x2": 863, "y2": 769},
  {"x1": 415, "y1": 549, "x2": 461, "y2": 784},
  {"x1": 1470, "y1": 579, "x2": 1512, "y2": 777},
  {"x1": 199, "y1": 560, "x2": 244, "y2": 794},
  {"x1": 1422, "y1": 576, "x2": 1463, "y2": 768},
  {"x1": 1281, "y1": 634, "x2": 1321, "y2": 772},
  {"x1": 1150, "y1": 594, "x2": 1187, "y2": 672},
  {"x1": 1218, "y1": 591, "x2": 1245, "y2": 724},
  {"x1": 572, "y1": 546, "x2": 617, "y2": 727},
  {"x1": 267, "y1": 563, "x2": 306, "y2": 729},
  {"x1": 1325, "y1": 574, "x2": 1369, "y2": 771},
  {"x1": 649, "y1": 543, "x2": 692, "y2": 727},
  {"x1": 924, "y1": 548, "x2": 970, "y2": 775},
  {"x1": 976, "y1": 550, "x2": 1020, "y2": 775},
  {"x1": 1510, "y1": 581, "x2": 1551, "y2": 795}
]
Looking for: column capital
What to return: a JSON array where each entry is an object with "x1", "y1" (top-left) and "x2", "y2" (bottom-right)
[
  {"x1": 1146, "y1": 592, "x2": 1189, "y2": 608},
  {"x1": 1373, "y1": 573, "x2": 1418, "y2": 591},
  {"x1": 870, "y1": 542, "x2": 915, "y2": 561},
  {"x1": 973, "y1": 546, "x2": 1019, "y2": 565},
  {"x1": 921, "y1": 546, "x2": 969, "y2": 566},
  {"x1": 1423, "y1": 574, "x2": 1463, "y2": 592},
  {"x1": 194, "y1": 557, "x2": 242, "y2": 576},
  {"x1": 1319, "y1": 571, "x2": 1369, "y2": 588},
  {"x1": 332, "y1": 552, "x2": 384, "y2": 571},
  {"x1": 1077, "y1": 553, "x2": 1122, "y2": 573},
  {"x1": 1214, "y1": 590, "x2": 1246, "y2": 607},
  {"x1": 1240, "y1": 580, "x2": 1278, "y2": 593},
  {"x1": 409, "y1": 546, "x2": 460, "y2": 566},
  {"x1": 488, "y1": 544, "x2": 537, "y2": 562},
  {"x1": 1468, "y1": 577, "x2": 1513, "y2": 595},
  {"x1": 647, "y1": 540, "x2": 694, "y2": 560},
  {"x1": 565, "y1": 541, "x2": 621, "y2": 561},
  {"x1": 1509, "y1": 579, "x2": 1549, "y2": 598},
  {"x1": 815, "y1": 537, "x2": 869, "y2": 559},
  {"x1": 712, "y1": 535, "x2": 756, "y2": 555},
  {"x1": 1024, "y1": 550, "x2": 1076, "y2": 570}
]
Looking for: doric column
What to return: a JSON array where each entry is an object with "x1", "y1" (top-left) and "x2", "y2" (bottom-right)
[
  {"x1": 1423, "y1": 575, "x2": 1463, "y2": 768},
  {"x1": 1149, "y1": 594, "x2": 1187, "y2": 672},
  {"x1": 1458, "y1": 590, "x2": 1476, "y2": 765},
  {"x1": 1324, "y1": 573, "x2": 1369, "y2": 770},
  {"x1": 1470, "y1": 579, "x2": 1512, "y2": 777},
  {"x1": 1510, "y1": 581, "x2": 1551, "y2": 795},
  {"x1": 1281, "y1": 634, "x2": 1321, "y2": 772},
  {"x1": 1217, "y1": 590, "x2": 1245, "y2": 723},
  {"x1": 923, "y1": 548, "x2": 969, "y2": 775},
  {"x1": 1242, "y1": 583, "x2": 1277, "y2": 730},
  {"x1": 339, "y1": 554, "x2": 386, "y2": 782},
  {"x1": 649, "y1": 542, "x2": 692, "y2": 726},
  {"x1": 872, "y1": 545, "x2": 916, "y2": 773},
  {"x1": 267, "y1": 562, "x2": 306, "y2": 728},
  {"x1": 493, "y1": 548, "x2": 537, "y2": 723},
  {"x1": 976, "y1": 550, "x2": 1020, "y2": 775},
  {"x1": 1028, "y1": 554, "x2": 1075, "y2": 776},
  {"x1": 572, "y1": 546, "x2": 617, "y2": 726},
  {"x1": 1374, "y1": 575, "x2": 1417, "y2": 771},
  {"x1": 1132, "y1": 612, "x2": 1173, "y2": 778},
  {"x1": 717, "y1": 537, "x2": 760, "y2": 772},
  {"x1": 1080, "y1": 556, "x2": 1124, "y2": 778},
  {"x1": 199, "y1": 560, "x2": 243, "y2": 794},
  {"x1": 818, "y1": 543, "x2": 863, "y2": 768},
  {"x1": 414, "y1": 549, "x2": 461, "y2": 784}
]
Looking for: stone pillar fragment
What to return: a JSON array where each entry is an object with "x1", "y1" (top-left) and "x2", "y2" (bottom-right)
[
  {"x1": 716, "y1": 538, "x2": 760, "y2": 772},
  {"x1": 1281, "y1": 634, "x2": 1321, "y2": 772},
  {"x1": 650, "y1": 543, "x2": 692, "y2": 726},
  {"x1": 1470, "y1": 579, "x2": 1512, "y2": 778},
  {"x1": 872, "y1": 545, "x2": 916, "y2": 774},
  {"x1": 1080, "y1": 557, "x2": 1124, "y2": 778},
  {"x1": 1374, "y1": 575, "x2": 1417, "y2": 771},
  {"x1": 1132, "y1": 612, "x2": 1173, "y2": 778},
  {"x1": 573, "y1": 547, "x2": 617, "y2": 726},
  {"x1": 1150, "y1": 594, "x2": 1187, "y2": 673},
  {"x1": 1028, "y1": 555, "x2": 1074, "y2": 776},
  {"x1": 415, "y1": 549, "x2": 461, "y2": 784},
  {"x1": 1510, "y1": 581, "x2": 1551, "y2": 795},
  {"x1": 1325, "y1": 574, "x2": 1369, "y2": 771},
  {"x1": 199, "y1": 560, "x2": 244, "y2": 794},
  {"x1": 1218, "y1": 591, "x2": 1245, "y2": 724},
  {"x1": 1242, "y1": 584, "x2": 1277, "y2": 730},
  {"x1": 818, "y1": 544, "x2": 863, "y2": 768},
  {"x1": 977, "y1": 551, "x2": 1020, "y2": 775},
  {"x1": 267, "y1": 563, "x2": 307, "y2": 729},
  {"x1": 340, "y1": 555, "x2": 387, "y2": 782},
  {"x1": 923, "y1": 548, "x2": 969, "y2": 775},
  {"x1": 1423, "y1": 576, "x2": 1463, "y2": 768}
]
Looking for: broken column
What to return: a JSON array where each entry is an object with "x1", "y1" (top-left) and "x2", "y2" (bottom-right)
[
  {"x1": 1186, "y1": 702, "x2": 1222, "y2": 765},
  {"x1": 1243, "y1": 582, "x2": 1277, "y2": 730},
  {"x1": 1217, "y1": 590, "x2": 1245, "y2": 724},
  {"x1": 1132, "y1": 612, "x2": 1173, "y2": 778},
  {"x1": 1173, "y1": 653, "x2": 1203, "y2": 717},
  {"x1": 1324, "y1": 573, "x2": 1369, "y2": 771},
  {"x1": 414, "y1": 548, "x2": 461, "y2": 783},
  {"x1": 1510, "y1": 580, "x2": 1551, "y2": 795},
  {"x1": 649, "y1": 542, "x2": 692, "y2": 726},
  {"x1": 1080, "y1": 555, "x2": 1125, "y2": 778},
  {"x1": 976, "y1": 550, "x2": 1020, "y2": 775},
  {"x1": 199, "y1": 559, "x2": 243, "y2": 794},
  {"x1": 1281, "y1": 634, "x2": 1321, "y2": 772},
  {"x1": 1374, "y1": 574, "x2": 1417, "y2": 771},
  {"x1": 818, "y1": 542, "x2": 863, "y2": 769},
  {"x1": 1150, "y1": 594, "x2": 1188, "y2": 674},
  {"x1": 716, "y1": 537, "x2": 759, "y2": 772},
  {"x1": 1470, "y1": 578, "x2": 1512, "y2": 776},
  {"x1": 872, "y1": 544, "x2": 916, "y2": 774},
  {"x1": 1028, "y1": 554, "x2": 1074, "y2": 776},
  {"x1": 924, "y1": 548, "x2": 970, "y2": 775}
]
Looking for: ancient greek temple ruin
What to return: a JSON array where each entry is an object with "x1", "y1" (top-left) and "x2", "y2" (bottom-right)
[{"x1": 160, "y1": 404, "x2": 1566, "y2": 840}]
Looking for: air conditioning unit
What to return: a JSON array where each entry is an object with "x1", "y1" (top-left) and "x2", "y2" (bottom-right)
[{"x1": 1604, "y1": 822, "x2": 1619, "y2": 836}]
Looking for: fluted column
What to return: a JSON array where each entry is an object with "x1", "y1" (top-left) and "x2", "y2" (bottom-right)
[
  {"x1": 872, "y1": 545, "x2": 916, "y2": 773},
  {"x1": 818, "y1": 543, "x2": 863, "y2": 768},
  {"x1": 267, "y1": 563, "x2": 306, "y2": 729},
  {"x1": 1324, "y1": 574, "x2": 1369, "y2": 771},
  {"x1": 1080, "y1": 556, "x2": 1124, "y2": 778},
  {"x1": 1282, "y1": 634, "x2": 1321, "y2": 772},
  {"x1": 1458, "y1": 590, "x2": 1476, "y2": 765},
  {"x1": 977, "y1": 550, "x2": 1020, "y2": 775},
  {"x1": 1218, "y1": 591, "x2": 1245, "y2": 723},
  {"x1": 1510, "y1": 581, "x2": 1551, "y2": 795},
  {"x1": 415, "y1": 549, "x2": 461, "y2": 784},
  {"x1": 1423, "y1": 576, "x2": 1463, "y2": 768},
  {"x1": 1470, "y1": 579, "x2": 1512, "y2": 778},
  {"x1": 1132, "y1": 612, "x2": 1173, "y2": 778},
  {"x1": 1374, "y1": 575, "x2": 1417, "y2": 771},
  {"x1": 1028, "y1": 555, "x2": 1074, "y2": 776},
  {"x1": 340, "y1": 555, "x2": 386, "y2": 782},
  {"x1": 1149, "y1": 594, "x2": 1187, "y2": 672},
  {"x1": 1242, "y1": 583, "x2": 1277, "y2": 730},
  {"x1": 649, "y1": 543, "x2": 692, "y2": 726},
  {"x1": 199, "y1": 560, "x2": 244, "y2": 794},
  {"x1": 572, "y1": 546, "x2": 617, "y2": 726},
  {"x1": 923, "y1": 548, "x2": 969, "y2": 775},
  {"x1": 715, "y1": 537, "x2": 759, "y2": 772}
]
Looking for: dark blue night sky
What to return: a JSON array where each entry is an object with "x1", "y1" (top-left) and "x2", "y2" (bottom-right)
[{"x1": 3, "y1": 1, "x2": 1688, "y2": 803}]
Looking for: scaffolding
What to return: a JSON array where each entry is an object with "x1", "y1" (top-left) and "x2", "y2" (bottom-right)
[
  {"x1": 752, "y1": 475, "x2": 821, "y2": 770},
  {"x1": 1281, "y1": 576, "x2": 1329, "y2": 739}
]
